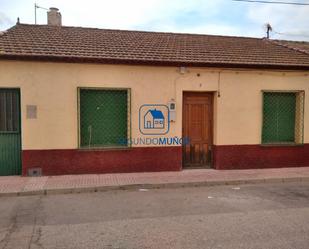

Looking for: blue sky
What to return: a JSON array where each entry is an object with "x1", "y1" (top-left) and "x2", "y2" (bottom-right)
[{"x1": 0, "y1": 0, "x2": 309, "y2": 40}]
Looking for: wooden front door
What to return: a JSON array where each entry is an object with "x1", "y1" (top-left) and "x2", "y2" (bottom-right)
[{"x1": 182, "y1": 92, "x2": 213, "y2": 168}]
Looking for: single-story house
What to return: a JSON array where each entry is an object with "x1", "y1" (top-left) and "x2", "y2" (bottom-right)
[
  {"x1": 0, "y1": 8, "x2": 309, "y2": 176},
  {"x1": 144, "y1": 109, "x2": 165, "y2": 129}
]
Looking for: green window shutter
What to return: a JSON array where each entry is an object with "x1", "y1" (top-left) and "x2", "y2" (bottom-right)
[
  {"x1": 0, "y1": 89, "x2": 20, "y2": 132},
  {"x1": 0, "y1": 89, "x2": 22, "y2": 175},
  {"x1": 262, "y1": 92, "x2": 296, "y2": 144},
  {"x1": 80, "y1": 89, "x2": 128, "y2": 148}
]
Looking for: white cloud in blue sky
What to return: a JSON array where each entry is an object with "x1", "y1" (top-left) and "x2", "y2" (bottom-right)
[{"x1": 0, "y1": 0, "x2": 308, "y2": 40}]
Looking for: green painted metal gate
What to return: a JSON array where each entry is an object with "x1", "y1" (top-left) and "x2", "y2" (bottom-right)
[
  {"x1": 0, "y1": 89, "x2": 21, "y2": 175},
  {"x1": 79, "y1": 89, "x2": 128, "y2": 148},
  {"x1": 262, "y1": 92, "x2": 296, "y2": 144}
]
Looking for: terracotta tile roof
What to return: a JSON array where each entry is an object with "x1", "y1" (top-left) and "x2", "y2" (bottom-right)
[
  {"x1": 1, "y1": 24, "x2": 309, "y2": 70},
  {"x1": 272, "y1": 40, "x2": 309, "y2": 55}
]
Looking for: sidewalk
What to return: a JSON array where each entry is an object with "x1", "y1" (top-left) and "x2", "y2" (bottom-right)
[{"x1": 1, "y1": 167, "x2": 309, "y2": 197}]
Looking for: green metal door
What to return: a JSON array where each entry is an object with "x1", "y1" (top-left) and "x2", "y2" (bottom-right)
[{"x1": 0, "y1": 89, "x2": 21, "y2": 175}]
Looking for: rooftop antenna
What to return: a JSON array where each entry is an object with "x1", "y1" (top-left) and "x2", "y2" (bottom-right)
[
  {"x1": 265, "y1": 23, "x2": 273, "y2": 39},
  {"x1": 34, "y1": 2, "x2": 48, "y2": 24}
]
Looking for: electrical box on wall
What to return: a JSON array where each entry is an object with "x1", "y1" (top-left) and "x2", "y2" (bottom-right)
[{"x1": 168, "y1": 100, "x2": 176, "y2": 122}]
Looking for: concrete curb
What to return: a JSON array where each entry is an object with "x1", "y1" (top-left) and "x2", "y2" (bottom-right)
[{"x1": 1, "y1": 176, "x2": 309, "y2": 197}]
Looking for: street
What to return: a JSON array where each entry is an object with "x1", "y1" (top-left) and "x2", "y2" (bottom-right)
[{"x1": 0, "y1": 182, "x2": 309, "y2": 249}]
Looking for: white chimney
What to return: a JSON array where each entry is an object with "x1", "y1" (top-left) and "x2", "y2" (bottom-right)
[{"x1": 47, "y1": 7, "x2": 61, "y2": 26}]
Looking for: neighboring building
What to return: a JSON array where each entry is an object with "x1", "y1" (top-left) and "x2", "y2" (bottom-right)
[{"x1": 0, "y1": 8, "x2": 309, "y2": 176}]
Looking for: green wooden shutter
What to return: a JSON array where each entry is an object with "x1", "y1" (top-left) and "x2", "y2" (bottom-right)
[
  {"x1": 80, "y1": 89, "x2": 128, "y2": 148},
  {"x1": 262, "y1": 92, "x2": 296, "y2": 144}
]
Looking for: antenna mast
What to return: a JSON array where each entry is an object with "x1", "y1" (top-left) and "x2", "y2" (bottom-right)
[
  {"x1": 265, "y1": 23, "x2": 273, "y2": 39},
  {"x1": 34, "y1": 3, "x2": 48, "y2": 24}
]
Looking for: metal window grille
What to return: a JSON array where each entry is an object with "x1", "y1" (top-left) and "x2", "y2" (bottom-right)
[
  {"x1": 262, "y1": 91, "x2": 304, "y2": 144},
  {"x1": 79, "y1": 88, "x2": 130, "y2": 148},
  {"x1": 0, "y1": 89, "x2": 20, "y2": 132}
]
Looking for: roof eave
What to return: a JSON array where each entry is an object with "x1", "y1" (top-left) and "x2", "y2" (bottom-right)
[{"x1": 1, "y1": 54, "x2": 309, "y2": 71}]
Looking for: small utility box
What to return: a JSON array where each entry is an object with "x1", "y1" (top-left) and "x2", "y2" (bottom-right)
[{"x1": 168, "y1": 100, "x2": 176, "y2": 122}]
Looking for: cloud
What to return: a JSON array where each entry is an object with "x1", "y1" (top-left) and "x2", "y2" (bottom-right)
[
  {"x1": 58, "y1": 0, "x2": 225, "y2": 30},
  {"x1": 0, "y1": 0, "x2": 273, "y2": 38},
  {"x1": 247, "y1": 4, "x2": 309, "y2": 40},
  {"x1": 0, "y1": 11, "x2": 14, "y2": 26},
  {"x1": 0, "y1": 0, "x2": 308, "y2": 40}
]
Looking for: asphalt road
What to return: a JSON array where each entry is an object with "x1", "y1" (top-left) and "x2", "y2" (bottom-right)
[{"x1": 0, "y1": 182, "x2": 309, "y2": 249}]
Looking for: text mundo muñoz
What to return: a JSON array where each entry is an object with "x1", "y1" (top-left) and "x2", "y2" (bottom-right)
[{"x1": 118, "y1": 136, "x2": 190, "y2": 146}]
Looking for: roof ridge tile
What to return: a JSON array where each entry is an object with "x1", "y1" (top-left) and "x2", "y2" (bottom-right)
[{"x1": 268, "y1": 39, "x2": 309, "y2": 56}]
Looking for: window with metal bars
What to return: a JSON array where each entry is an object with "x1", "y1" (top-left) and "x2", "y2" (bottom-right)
[
  {"x1": 262, "y1": 91, "x2": 304, "y2": 144},
  {"x1": 0, "y1": 89, "x2": 20, "y2": 132},
  {"x1": 79, "y1": 88, "x2": 130, "y2": 148}
]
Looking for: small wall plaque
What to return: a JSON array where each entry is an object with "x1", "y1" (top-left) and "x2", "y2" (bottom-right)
[{"x1": 26, "y1": 105, "x2": 37, "y2": 119}]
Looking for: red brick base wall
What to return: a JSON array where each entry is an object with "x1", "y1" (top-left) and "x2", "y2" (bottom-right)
[
  {"x1": 22, "y1": 144, "x2": 309, "y2": 175},
  {"x1": 22, "y1": 146, "x2": 182, "y2": 176},
  {"x1": 213, "y1": 144, "x2": 309, "y2": 170}
]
